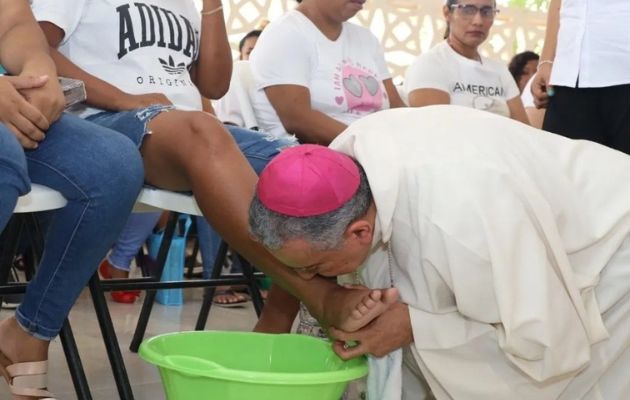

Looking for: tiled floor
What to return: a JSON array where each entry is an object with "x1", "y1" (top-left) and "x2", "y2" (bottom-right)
[{"x1": 0, "y1": 287, "x2": 260, "y2": 400}]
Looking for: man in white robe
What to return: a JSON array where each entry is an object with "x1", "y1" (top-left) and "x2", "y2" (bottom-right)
[{"x1": 248, "y1": 106, "x2": 630, "y2": 400}]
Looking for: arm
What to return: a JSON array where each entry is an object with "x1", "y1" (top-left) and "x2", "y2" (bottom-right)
[
  {"x1": 407, "y1": 88, "x2": 450, "y2": 107},
  {"x1": 0, "y1": 0, "x2": 54, "y2": 77},
  {"x1": 192, "y1": 0, "x2": 232, "y2": 99},
  {"x1": 0, "y1": 0, "x2": 64, "y2": 124},
  {"x1": 532, "y1": 0, "x2": 561, "y2": 108},
  {"x1": 38, "y1": 22, "x2": 171, "y2": 111},
  {"x1": 383, "y1": 78, "x2": 406, "y2": 108},
  {"x1": 264, "y1": 84, "x2": 347, "y2": 145},
  {"x1": 507, "y1": 96, "x2": 530, "y2": 125}
]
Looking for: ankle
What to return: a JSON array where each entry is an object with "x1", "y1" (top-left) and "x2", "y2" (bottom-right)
[
  {"x1": 108, "y1": 263, "x2": 130, "y2": 279},
  {"x1": 0, "y1": 317, "x2": 49, "y2": 363}
]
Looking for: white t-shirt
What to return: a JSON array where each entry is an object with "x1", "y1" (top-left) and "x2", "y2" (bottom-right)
[
  {"x1": 405, "y1": 41, "x2": 519, "y2": 118},
  {"x1": 32, "y1": 0, "x2": 202, "y2": 115},
  {"x1": 552, "y1": 0, "x2": 630, "y2": 88},
  {"x1": 249, "y1": 10, "x2": 391, "y2": 138},
  {"x1": 521, "y1": 76, "x2": 535, "y2": 108}
]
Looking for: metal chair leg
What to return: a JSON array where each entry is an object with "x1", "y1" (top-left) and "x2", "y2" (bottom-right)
[
  {"x1": 129, "y1": 212, "x2": 180, "y2": 353},
  {"x1": 194, "y1": 241, "x2": 229, "y2": 331},
  {"x1": 238, "y1": 256, "x2": 265, "y2": 317},
  {"x1": 0, "y1": 217, "x2": 23, "y2": 305},
  {"x1": 59, "y1": 319, "x2": 92, "y2": 400},
  {"x1": 89, "y1": 274, "x2": 135, "y2": 400}
]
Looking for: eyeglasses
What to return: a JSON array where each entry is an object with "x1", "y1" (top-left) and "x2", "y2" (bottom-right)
[{"x1": 450, "y1": 4, "x2": 499, "y2": 19}]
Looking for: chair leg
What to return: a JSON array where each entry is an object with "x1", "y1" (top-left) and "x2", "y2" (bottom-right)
[
  {"x1": 238, "y1": 256, "x2": 265, "y2": 317},
  {"x1": 59, "y1": 319, "x2": 92, "y2": 400},
  {"x1": 129, "y1": 212, "x2": 180, "y2": 353},
  {"x1": 194, "y1": 241, "x2": 229, "y2": 331},
  {"x1": 89, "y1": 274, "x2": 135, "y2": 400},
  {"x1": 185, "y1": 218, "x2": 199, "y2": 279},
  {"x1": 0, "y1": 216, "x2": 23, "y2": 305}
]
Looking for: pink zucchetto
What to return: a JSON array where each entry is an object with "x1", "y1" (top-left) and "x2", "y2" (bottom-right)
[{"x1": 257, "y1": 144, "x2": 360, "y2": 217}]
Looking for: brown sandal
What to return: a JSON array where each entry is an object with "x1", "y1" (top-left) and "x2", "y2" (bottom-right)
[{"x1": 0, "y1": 350, "x2": 56, "y2": 399}]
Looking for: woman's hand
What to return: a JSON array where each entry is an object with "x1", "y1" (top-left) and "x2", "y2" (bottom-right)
[
  {"x1": 531, "y1": 63, "x2": 553, "y2": 109},
  {"x1": 19, "y1": 73, "x2": 65, "y2": 125},
  {"x1": 0, "y1": 75, "x2": 51, "y2": 149}
]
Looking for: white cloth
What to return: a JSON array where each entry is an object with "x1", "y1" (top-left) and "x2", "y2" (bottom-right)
[
  {"x1": 249, "y1": 10, "x2": 391, "y2": 138},
  {"x1": 331, "y1": 106, "x2": 630, "y2": 400},
  {"x1": 212, "y1": 61, "x2": 259, "y2": 129},
  {"x1": 521, "y1": 76, "x2": 535, "y2": 108},
  {"x1": 31, "y1": 0, "x2": 202, "y2": 116},
  {"x1": 404, "y1": 41, "x2": 520, "y2": 118},
  {"x1": 551, "y1": 0, "x2": 630, "y2": 88}
]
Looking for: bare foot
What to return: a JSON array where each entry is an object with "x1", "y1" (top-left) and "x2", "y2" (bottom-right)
[{"x1": 327, "y1": 287, "x2": 399, "y2": 333}]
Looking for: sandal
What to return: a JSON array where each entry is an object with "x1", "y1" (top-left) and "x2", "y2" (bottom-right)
[
  {"x1": 213, "y1": 289, "x2": 250, "y2": 308},
  {"x1": 0, "y1": 350, "x2": 56, "y2": 399},
  {"x1": 98, "y1": 260, "x2": 140, "y2": 304}
]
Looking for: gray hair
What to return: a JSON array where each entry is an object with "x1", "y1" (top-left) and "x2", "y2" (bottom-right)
[{"x1": 249, "y1": 160, "x2": 372, "y2": 251}]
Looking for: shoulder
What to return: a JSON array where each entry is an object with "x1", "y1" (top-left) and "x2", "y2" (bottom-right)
[{"x1": 263, "y1": 11, "x2": 309, "y2": 38}]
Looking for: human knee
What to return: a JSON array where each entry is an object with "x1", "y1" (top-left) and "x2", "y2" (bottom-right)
[{"x1": 183, "y1": 112, "x2": 235, "y2": 156}]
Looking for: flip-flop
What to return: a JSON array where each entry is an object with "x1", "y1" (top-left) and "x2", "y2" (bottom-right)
[
  {"x1": 212, "y1": 289, "x2": 250, "y2": 308},
  {"x1": 0, "y1": 350, "x2": 56, "y2": 399}
]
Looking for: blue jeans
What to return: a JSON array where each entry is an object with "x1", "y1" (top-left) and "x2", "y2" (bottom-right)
[
  {"x1": 13, "y1": 114, "x2": 144, "y2": 340},
  {"x1": 86, "y1": 108, "x2": 295, "y2": 278},
  {"x1": 108, "y1": 212, "x2": 161, "y2": 271},
  {"x1": 0, "y1": 128, "x2": 30, "y2": 231}
]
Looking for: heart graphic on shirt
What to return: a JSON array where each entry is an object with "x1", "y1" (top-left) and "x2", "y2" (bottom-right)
[
  {"x1": 335, "y1": 96, "x2": 345, "y2": 105},
  {"x1": 360, "y1": 75, "x2": 380, "y2": 96},
  {"x1": 342, "y1": 75, "x2": 363, "y2": 98}
]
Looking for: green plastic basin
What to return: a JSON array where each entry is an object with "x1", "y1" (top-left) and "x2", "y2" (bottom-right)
[{"x1": 139, "y1": 331, "x2": 368, "y2": 399}]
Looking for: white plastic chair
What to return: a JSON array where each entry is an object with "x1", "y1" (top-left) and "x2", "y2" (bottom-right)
[{"x1": 0, "y1": 184, "x2": 91, "y2": 398}]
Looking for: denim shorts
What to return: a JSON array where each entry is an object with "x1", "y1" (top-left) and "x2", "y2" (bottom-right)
[
  {"x1": 85, "y1": 104, "x2": 171, "y2": 147},
  {"x1": 85, "y1": 106, "x2": 296, "y2": 170}
]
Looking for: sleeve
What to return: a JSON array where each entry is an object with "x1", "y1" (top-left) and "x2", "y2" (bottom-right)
[
  {"x1": 404, "y1": 52, "x2": 450, "y2": 94},
  {"x1": 500, "y1": 63, "x2": 521, "y2": 101},
  {"x1": 249, "y1": 18, "x2": 313, "y2": 90},
  {"x1": 419, "y1": 164, "x2": 593, "y2": 383},
  {"x1": 31, "y1": 0, "x2": 87, "y2": 44},
  {"x1": 366, "y1": 30, "x2": 391, "y2": 81},
  {"x1": 520, "y1": 76, "x2": 535, "y2": 108}
]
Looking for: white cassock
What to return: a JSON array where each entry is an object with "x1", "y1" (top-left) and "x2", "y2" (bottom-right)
[{"x1": 331, "y1": 106, "x2": 630, "y2": 400}]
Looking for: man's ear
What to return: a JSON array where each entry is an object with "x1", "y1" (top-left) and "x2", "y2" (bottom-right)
[
  {"x1": 443, "y1": 5, "x2": 451, "y2": 22},
  {"x1": 346, "y1": 219, "x2": 373, "y2": 245}
]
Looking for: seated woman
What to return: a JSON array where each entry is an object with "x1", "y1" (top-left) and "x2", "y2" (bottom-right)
[
  {"x1": 0, "y1": 111, "x2": 29, "y2": 231},
  {"x1": 405, "y1": 0, "x2": 529, "y2": 123},
  {"x1": 250, "y1": 0, "x2": 405, "y2": 142},
  {"x1": 508, "y1": 50, "x2": 539, "y2": 93},
  {"x1": 0, "y1": 1, "x2": 144, "y2": 398},
  {"x1": 31, "y1": 0, "x2": 396, "y2": 343}
]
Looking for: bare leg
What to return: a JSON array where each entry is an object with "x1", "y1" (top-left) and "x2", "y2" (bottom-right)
[
  {"x1": 140, "y1": 111, "x2": 389, "y2": 330},
  {"x1": 254, "y1": 284, "x2": 300, "y2": 333}
]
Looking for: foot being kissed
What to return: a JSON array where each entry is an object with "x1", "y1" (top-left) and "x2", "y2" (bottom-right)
[{"x1": 326, "y1": 285, "x2": 399, "y2": 333}]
